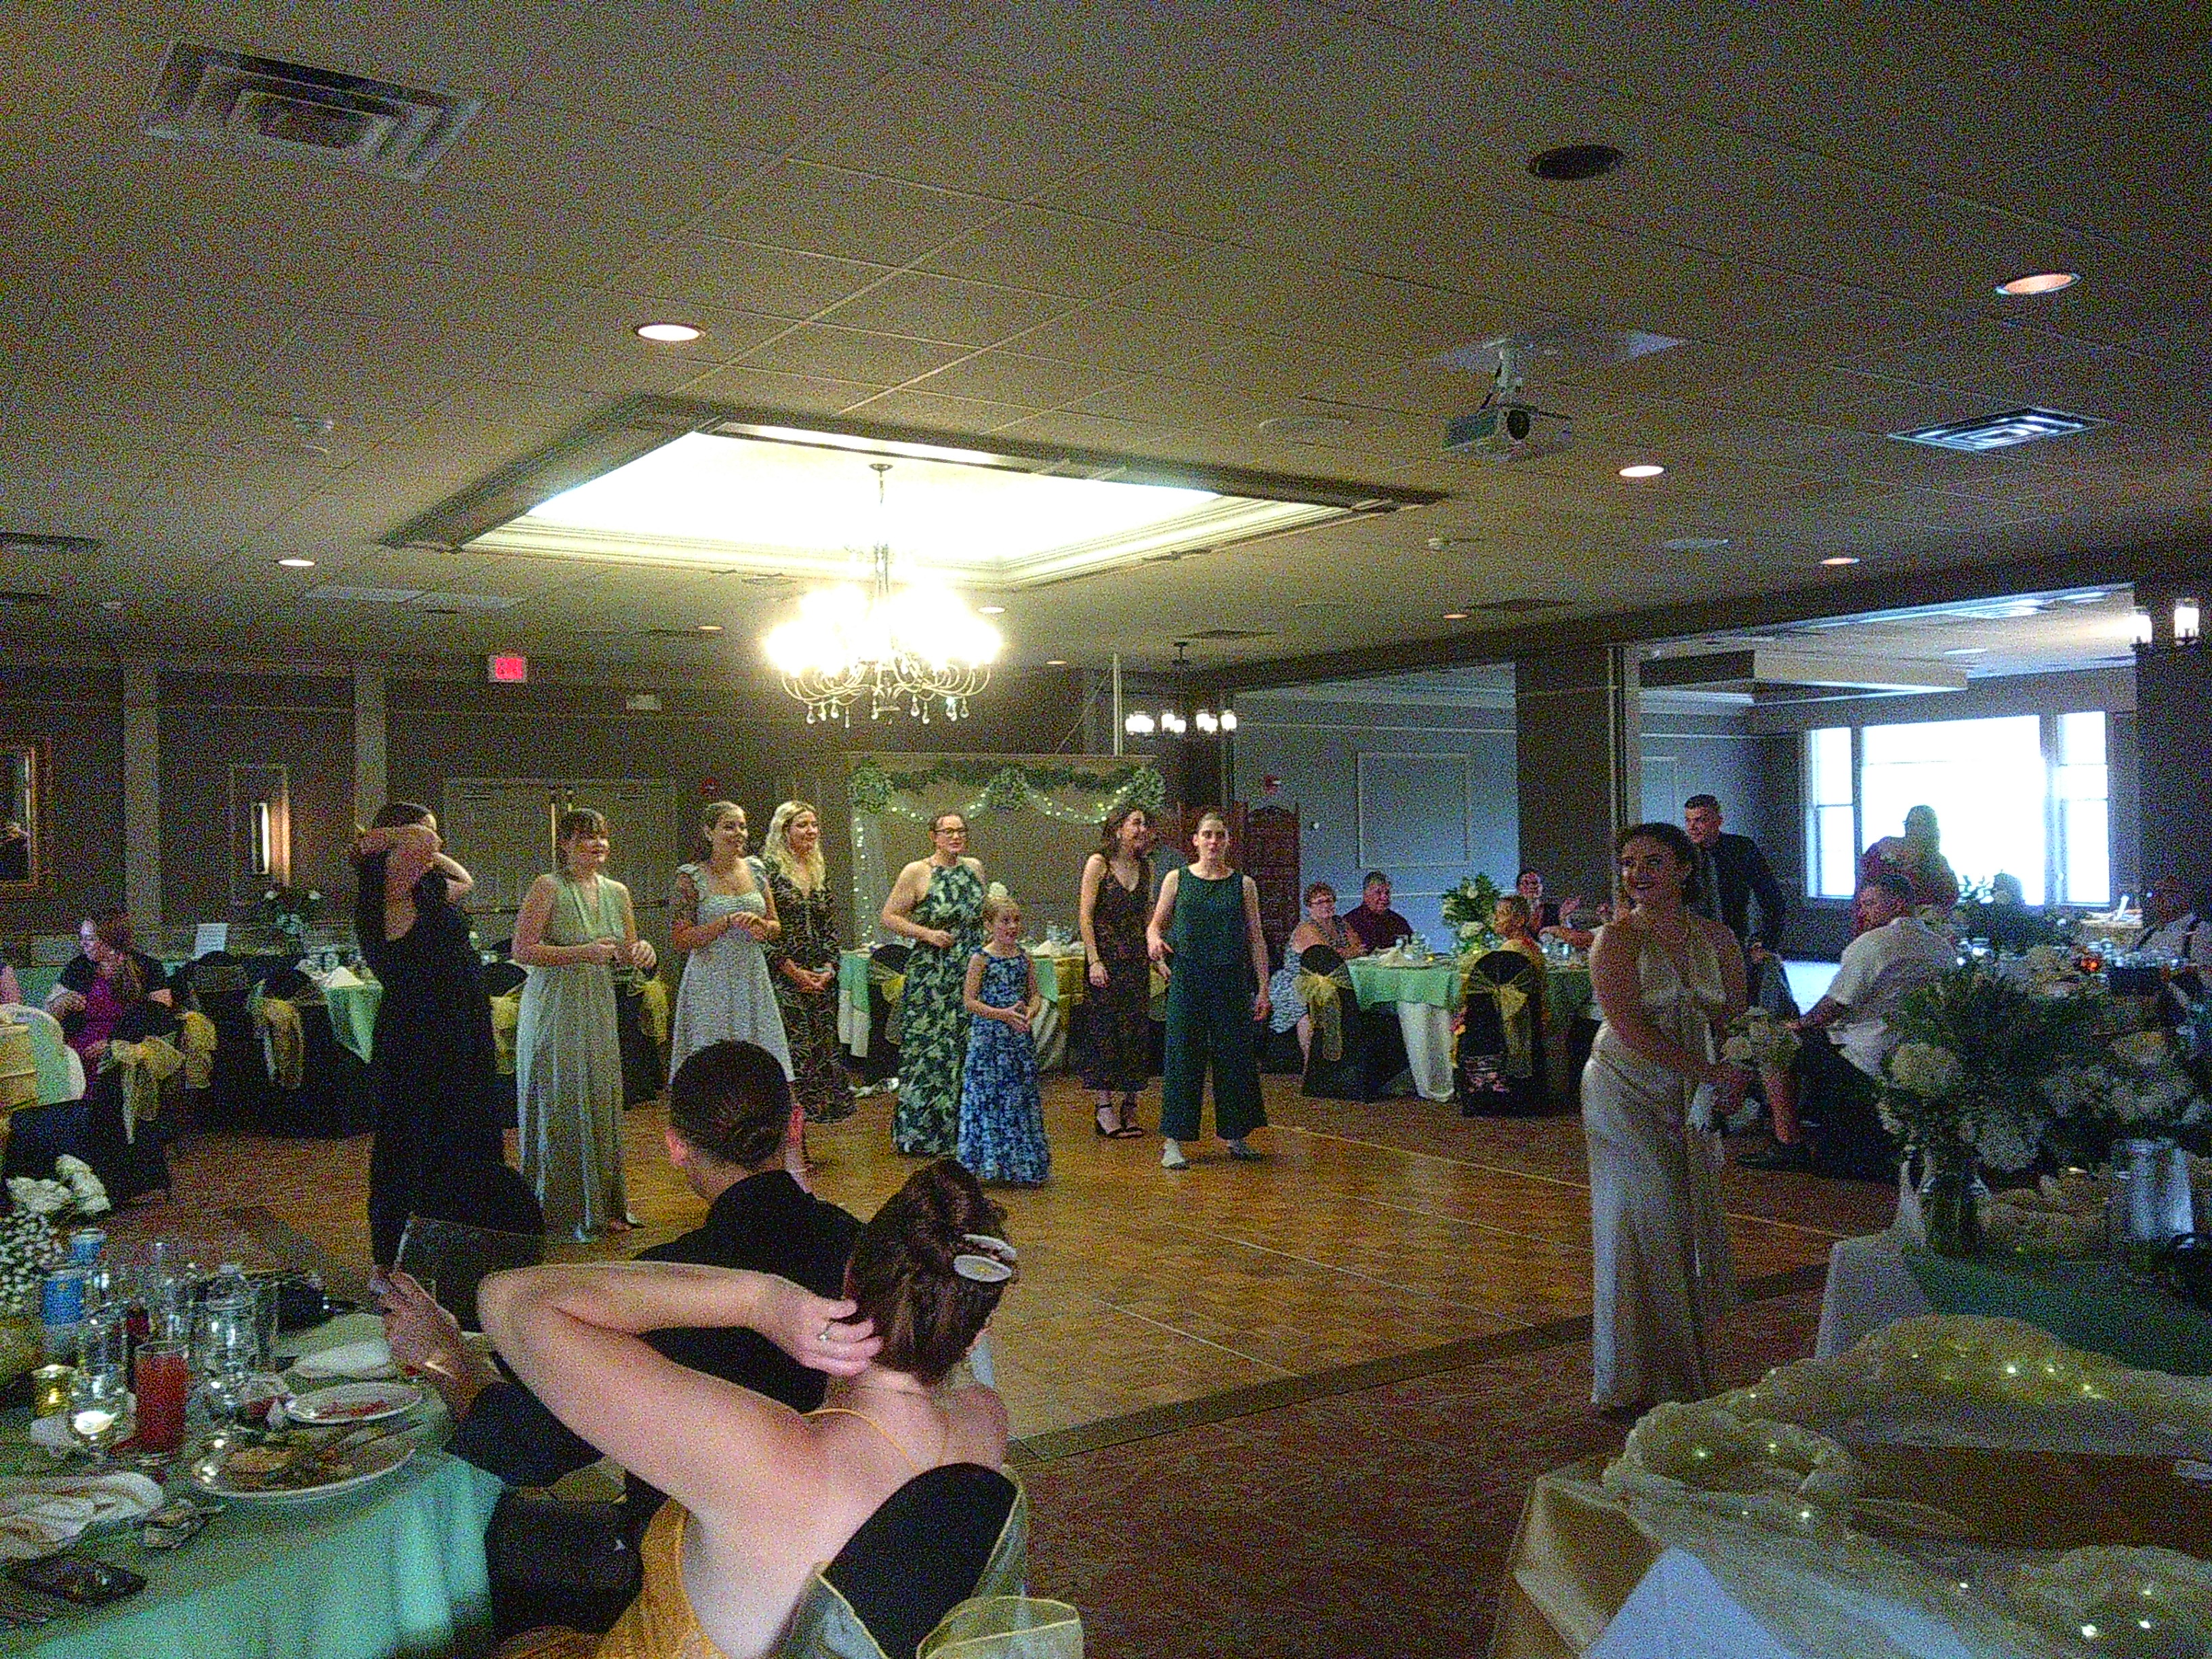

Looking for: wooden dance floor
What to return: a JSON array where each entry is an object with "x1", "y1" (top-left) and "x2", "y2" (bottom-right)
[{"x1": 159, "y1": 1072, "x2": 1891, "y2": 1452}]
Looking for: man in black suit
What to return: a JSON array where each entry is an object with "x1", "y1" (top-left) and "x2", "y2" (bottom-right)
[
  {"x1": 382, "y1": 1040, "x2": 861, "y2": 1630},
  {"x1": 1682, "y1": 794, "x2": 1790, "y2": 998}
]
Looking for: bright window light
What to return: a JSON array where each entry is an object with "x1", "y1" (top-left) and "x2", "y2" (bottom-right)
[
  {"x1": 469, "y1": 430, "x2": 1349, "y2": 588},
  {"x1": 1861, "y1": 716, "x2": 2047, "y2": 905}
]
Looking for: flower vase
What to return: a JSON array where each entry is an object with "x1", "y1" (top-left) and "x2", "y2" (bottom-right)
[{"x1": 1917, "y1": 1144, "x2": 1985, "y2": 1257}]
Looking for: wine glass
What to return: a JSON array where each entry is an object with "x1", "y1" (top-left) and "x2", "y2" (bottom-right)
[{"x1": 68, "y1": 1365, "x2": 133, "y2": 1464}]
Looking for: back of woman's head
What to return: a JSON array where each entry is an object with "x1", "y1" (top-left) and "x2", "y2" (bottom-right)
[
  {"x1": 371, "y1": 801, "x2": 434, "y2": 830},
  {"x1": 848, "y1": 1161, "x2": 1012, "y2": 1387},
  {"x1": 668, "y1": 1041, "x2": 793, "y2": 1169}
]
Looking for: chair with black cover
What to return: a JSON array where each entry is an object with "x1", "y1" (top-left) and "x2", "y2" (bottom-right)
[
  {"x1": 183, "y1": 952, "x2": 272, "y2": 1132},
  {"x1": 615, "y1": 962, "x2": 663, "y2": 1107},
  {"x1": 1458, "y1": 950, "x2": 1548, "y2": 1115},
  {"x1": 819, "y1": 1465, "x2": 1023, "y2": 1659},
  {"x1": 855, "y1": 943, "x2": 910, "y2": 1084},
  {"x1": 396, "y1": 1160, "x2": 546, "y2": 1332},
  {"x1": 480, "y1": 959, "x2": 527, "y2": 997},
  {"x1": 1300, "y1": 944, "x2": 1408, "y2": 1101},
  {"x1": 257, "y1": 966, "x2": 373, "y2": 1137}
]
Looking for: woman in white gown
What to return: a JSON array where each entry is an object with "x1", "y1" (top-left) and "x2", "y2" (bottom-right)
[{"x1": 1582, "y1": 821, "x2": 1753, "y2": 1416}]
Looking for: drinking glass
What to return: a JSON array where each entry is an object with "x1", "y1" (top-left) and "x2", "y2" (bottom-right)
[
  {"x1": 194, "y1": 1305, "x2": 258, "y2": 1438},
  {"x1": 133, "y1": 1342, "x2": 190, "y2": 1455},
  {"x1": 69, "y1": 1366, "x2": 133, "y2": 1462}
]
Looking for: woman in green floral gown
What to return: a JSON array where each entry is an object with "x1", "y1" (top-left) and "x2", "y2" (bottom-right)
[{"x1": 880, "y1": 812, "x2": 987, "y2": 1156}]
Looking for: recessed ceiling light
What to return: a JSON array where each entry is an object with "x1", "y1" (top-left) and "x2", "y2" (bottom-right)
[
  {"x1": 1442, "y1": 611, "x2": 1469, "y2": 620},
  {"x1": 1942, "y1": 647, "x2": 1989, "y2": 657},
  {"x1": 98, "y1": 600, "x2": 125, "y2": 612},
  {"x1": 1618, "y1": 463, "x2": 1666, "y2": 479},
  {"x1": 1995, "y1": 272, "x2": 2078, "y2": 297},
  {"x1": 697, "y1": 623, "x2": 722, "y2": 633},
  {"x1": 978, "y1": 604, "x2": 1006, "y2": 615},
  {"x1": 1044, "y1": 658, "x2": 1067, "y2": 666},
  {"x1": 635, "y1": 322, "x2": 701, "y2": 343},
  {"x1": 276, "y1": 557, "x2": 316, "y2": 568},
  {"x1": 1891, "y1": 407, "x2": 2096, "y2": 452},
  {"x1": 1528, "y1": 143, "x2": 1624, "y2": 182},
  {"x1": 1820, "y1": 556, "x2": 1862, "y2": 567}
]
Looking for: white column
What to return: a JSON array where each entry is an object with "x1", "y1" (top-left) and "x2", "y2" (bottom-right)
[{"x1": 122, "y1": 663, "x2": 161, "y2": 926}]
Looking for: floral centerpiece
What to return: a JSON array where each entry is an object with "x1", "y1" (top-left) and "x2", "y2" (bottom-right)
[
  {"x1": 1439, "y1": 873, "x2": 1505, "y2": 955},
  {"x1": 0, "y1": 1156, "x2": 111, "y2": 1319},
  {"x1": 1722, "y1": 1007, "x2": 1801, "y2": 1073},
  {"x1": 255, "y1": 882, "x2": 323, "y2": 949},
  {"x1": 2039, "y1": 1026, "x2": 2208, "y2": 1168},
  {"x1": 1877, "y1": 966, "x2": 2100, "y2": 1254}
]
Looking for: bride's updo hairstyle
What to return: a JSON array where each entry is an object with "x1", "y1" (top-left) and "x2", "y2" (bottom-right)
[{"x1": 848, "y1": 1160, "x2": 1015, "y2": 1387}]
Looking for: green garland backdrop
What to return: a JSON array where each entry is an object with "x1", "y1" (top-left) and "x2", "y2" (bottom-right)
[{"x1": 846, "y1": 759, "x2": 1165, "y2": 823}]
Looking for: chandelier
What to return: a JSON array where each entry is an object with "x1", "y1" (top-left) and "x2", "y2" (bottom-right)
[
  {"x1": 1122, "y1": 642, "x2": 1237, "y2": 738},
  {"x1": 763, "y1": 464, "x2": 1002, "y2": 724}
]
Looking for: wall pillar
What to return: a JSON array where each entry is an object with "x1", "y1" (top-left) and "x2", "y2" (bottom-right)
[
  {"x1": 2133, "y1": 632, "x2": 2212, "y2": 899},
  {"x1": 1515, "y1": 645, "x2": 1640, "y2": 899},
  {"x1": 122, "y1": 663, "x2": 161, "y2": 926},
  {"x1": 354, "y1": 662, "x2": 388, "y2": 825}
]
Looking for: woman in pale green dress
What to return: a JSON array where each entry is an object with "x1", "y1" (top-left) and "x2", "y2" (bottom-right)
[{"x1": 512, "y1": 808, "x2": 657, "y2": 1240}]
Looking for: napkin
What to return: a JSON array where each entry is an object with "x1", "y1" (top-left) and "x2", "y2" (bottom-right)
[
  {"x1": 290, "y1": 1337, "x2": 396, "y2": 1379},
  {"x1": 0, "y1": 1473, "x2": 164, "y2": 1559}
]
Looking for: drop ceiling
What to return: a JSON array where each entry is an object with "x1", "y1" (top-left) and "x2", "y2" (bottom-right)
[{"x1": 3, "y1": 0, "x2": 2210, "y2": 682}]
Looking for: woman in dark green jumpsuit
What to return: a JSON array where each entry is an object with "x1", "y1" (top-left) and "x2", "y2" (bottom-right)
[{"x1": 1146, "y1": 811, "x2": 1272, "y2": 1170}]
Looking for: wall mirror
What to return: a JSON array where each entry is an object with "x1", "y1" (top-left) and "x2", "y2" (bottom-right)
[{"x1": 0, "y1": 740, "x2": 43, "y2": 892}]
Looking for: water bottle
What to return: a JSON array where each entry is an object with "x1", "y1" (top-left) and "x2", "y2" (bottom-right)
[
  {"x1": 39, "y1": 1268, "x2": 89, "y2": 1364},
  {"x1": 203, "y1": 1262, "x2": 259, "y2": 1362}
]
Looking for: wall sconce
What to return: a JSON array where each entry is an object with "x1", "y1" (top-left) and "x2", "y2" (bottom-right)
[
  {"x1": 2177, "y1": 598, "x2": 2202, "y2": 644},
  {"x1": 249, "y1": 800, "x2": 273, "y2": 877}
]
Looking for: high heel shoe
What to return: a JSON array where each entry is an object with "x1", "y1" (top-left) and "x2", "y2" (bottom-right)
[{"x1": 1111, "y1": 1098, "x2": 1144, "y2": 1137}]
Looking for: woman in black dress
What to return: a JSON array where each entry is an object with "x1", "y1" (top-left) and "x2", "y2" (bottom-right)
[
  {"x1": 1077, "y1": 804, "x2": 1153, "y2": 1138},
  {"x1": 352, "y1": 802, "x2": 506, "y2": 1268},
  {"x1": 762, "y1": 800, "x2": 851, "y2": 1126}
]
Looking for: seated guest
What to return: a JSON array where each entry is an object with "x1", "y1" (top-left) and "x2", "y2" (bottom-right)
[
  {"x1": 1267, "y1": 882, "x2": 1364, "y2": 1064},
  {"x1": 482, "y1": 1159, "x2": 1026, "y2": 1659},
  {"x1": 1343, "y1": 870, "x2": 1414, "y2": 954},
  {"x1": 385, "y1": 1041, "x2": 859, "y2": 1530},
  {"x1": 7, "y1": 930, "x2": 176, "y2": 1201},
  {"x1": 1491, "y1": 895, "x2": 1547, "y2": 970},
  {"x1": 1763, "y1": 872, "x2": 1954, "y2": 1176},
  {"x1": 45, "y1": 910, "x2": 173, "y2": 1027},
  {"x1": 2134, "y1": 874, "x2": 2211, "y2": 969}
]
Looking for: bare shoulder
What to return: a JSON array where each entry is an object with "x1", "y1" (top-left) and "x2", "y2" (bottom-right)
[
  {"x1": 524, "y1": 872, "x2": 559, "y2": 900},
  {"x1": 944, "y1": 1383, "x2": 1012, "y2": 1458},
  {"x1": 959, "y1": 856, "x2": 984, "y2": 876}
]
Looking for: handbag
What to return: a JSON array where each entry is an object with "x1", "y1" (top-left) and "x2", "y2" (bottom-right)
[{"x1": 485, "y1": 1490, "x2": 642, "y2": 1637}]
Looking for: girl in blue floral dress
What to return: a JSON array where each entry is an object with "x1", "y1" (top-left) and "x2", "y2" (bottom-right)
[{"x1": 958, "y1": 894, "x2": 1050, "y2": 1186}]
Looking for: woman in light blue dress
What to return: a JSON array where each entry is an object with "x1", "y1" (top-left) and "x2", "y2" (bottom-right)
[
  {"x1": 512, "y1": 808, "x2": 657, "y2": 1240},
  {"x1": 668, "y1": 800, "x2": 792, "y2": 1086}
]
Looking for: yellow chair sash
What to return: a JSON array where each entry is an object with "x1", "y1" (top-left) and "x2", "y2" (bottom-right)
[
  {"x1": 1294, "y1": 970, "x2": 1349, "y2": 1063},
  {"x1": 177, "y1": 1009, "x2": 218, "y2": 1090},
  {"x1": 636, "y1": 976, "x2": 671, "y2": 1052},
  {"x1": 868, "y1": 963, "x2": 907, "y2": 1048},
  {"x1": 488, "y1": 990, "x2": 520, "y2": 1077},
  {"x1": 256, "y1": 996, "x2": 306, "y2": 1090},
  {"x1": 102, "y1": 1033, "x2": 184, "y2": 1142},
  {"x1": 1462, "y1": 961, "x2": 1542, "y2": 1078}
]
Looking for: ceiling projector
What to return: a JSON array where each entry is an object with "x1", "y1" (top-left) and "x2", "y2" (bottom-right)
[{"x1": 1444, "y1": 401, "x2": 1572, "y2": 462}]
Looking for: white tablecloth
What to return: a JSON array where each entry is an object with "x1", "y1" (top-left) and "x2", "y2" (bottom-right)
[
  {"x1": 1394, "y1": 1003, "x2": 1455, "y2": 1102},
  {"x1": 1814, "y1": 1231, "x2": 1936, "y2": 1359}
]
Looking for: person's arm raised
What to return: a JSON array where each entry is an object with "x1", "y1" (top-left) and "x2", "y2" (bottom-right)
[{"x1": 478, "y1": 1261, "x2": 878, "y2": 1523}]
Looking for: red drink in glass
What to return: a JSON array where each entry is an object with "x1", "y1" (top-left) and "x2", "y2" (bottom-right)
[{"x1": 134, "y1": 1343, "x2": 189, "y2": 1454}]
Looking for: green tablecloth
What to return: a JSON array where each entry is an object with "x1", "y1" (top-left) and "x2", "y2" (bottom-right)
[
  {"x1": 1549, "y1": 964, "x2": 1595, "y2": 1025},
  {"x1": 14, "y1": 968, "x2": 60, "y2": 1008},
  {"x1": 0, "y1": 1313, "x2": 503, "y2": 1658},
  {"x1": 1345, "y1": 958, "x2": 1461, "y2": 1010},
  {"x1": 322, "y1": 976, "x2": 382, "y2": 1064},
  {"x1": 1902, "y1": 1248, "x2": 2212, "y2": 1376}
]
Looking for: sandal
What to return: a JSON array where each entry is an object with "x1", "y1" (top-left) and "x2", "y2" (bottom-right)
[
  {"x1": 1113, "y1": 1099, "x2": 1145, "y2": 1136},
  {"x1": 1094, "y1": 1105, "x2": 1120, "y2": 1138}
]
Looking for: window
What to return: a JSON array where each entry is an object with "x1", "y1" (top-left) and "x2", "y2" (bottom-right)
[
  {"x1": 1805, "y1": 727, "x2": 1856, "y2": 899},
  {"x1": 2055, "y1": 712, "x2": 2110, "y2": 905},
  {"x1": 1803, "y1": 711, "x2": 2112, "y2": 907}
]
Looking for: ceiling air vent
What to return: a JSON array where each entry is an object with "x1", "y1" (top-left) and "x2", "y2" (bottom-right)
[
  {"x1": 0, "y1": 533, "x2": 101, "y2": 558},
  {"x1": 1889, "y1": 407, "x2": 2097, "y2": 453},
  {"x1": 142, "y1": 43, "x2": 481, "y2": 180}
]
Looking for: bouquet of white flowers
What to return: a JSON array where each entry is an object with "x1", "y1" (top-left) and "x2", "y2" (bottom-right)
[
  {"x1": 1722, "y1": 1007, "x2": 1801, "y2": 1073},
  {"x1": 0, "y1": 1156, "x2": 110, "y2": 1318}
]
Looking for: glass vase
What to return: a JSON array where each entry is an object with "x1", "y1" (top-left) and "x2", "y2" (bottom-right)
[{"x1": 1917, "y1": 1143, "x2": 1985, "y2": 1257}]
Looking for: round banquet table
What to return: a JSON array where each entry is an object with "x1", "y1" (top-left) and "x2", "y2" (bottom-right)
[
  {"x1": 1343, "y1": 958, "x2": 1460, "y2": 1102},
  {"x1": 838, "y1": 945, "x2": 1161, "y2": 1072},
  {"x1": 0, "y1": 1316, "x2": 503, "y2": 1659}
]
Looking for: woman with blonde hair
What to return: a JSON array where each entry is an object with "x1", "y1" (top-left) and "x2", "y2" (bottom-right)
[
  {"x1": 761, "y1": 801, "x2": 850, "y2": 1127},
  {"x1": 669, "y1": 801, "x2": 790, "y2": 1086},
  {"x1": 513, "y1": 808, "x2": 657, "y2": 1240}
]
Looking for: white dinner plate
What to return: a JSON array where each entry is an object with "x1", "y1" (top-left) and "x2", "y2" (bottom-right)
[
  {"x1": 190, "y1": 1435, "x2": 413, "y2": 1503},
  {"x1": 285, "y1": 1382, "x2": 422, "y2": 1425}
]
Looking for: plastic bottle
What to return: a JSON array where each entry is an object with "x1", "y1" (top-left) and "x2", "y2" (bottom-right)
[{"x1": 203, "y1": 1261, "x2": 261, "y2": 1367}]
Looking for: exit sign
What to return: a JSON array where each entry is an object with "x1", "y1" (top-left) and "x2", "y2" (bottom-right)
[{"x1": 487, "y1": 653, "x2": 529, "y2": 684}]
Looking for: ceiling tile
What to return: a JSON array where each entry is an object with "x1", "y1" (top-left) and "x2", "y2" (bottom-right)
[
  {"x1": 698, "y1": 162, "x2": 1004, "y2": 264},
  {"x1": 611, "y1": 238, "x2": 897, "y2": 316},
  {"x1": 918, "y1": 209, "x2": 1211, "y2": 300},
  {"x1": 814, "y1": 274, "x2": 1073, "y2": 347},
  {"x1": 739, "y1": 325, "x2": 970, "y2": 384}
]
